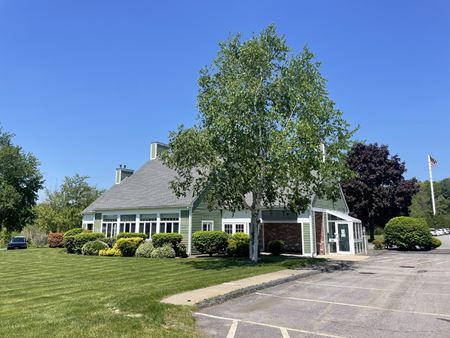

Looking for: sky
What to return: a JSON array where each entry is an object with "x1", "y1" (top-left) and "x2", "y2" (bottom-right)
[{"x1": 0, "y1": 0, "x2": 449, "y2": 195}]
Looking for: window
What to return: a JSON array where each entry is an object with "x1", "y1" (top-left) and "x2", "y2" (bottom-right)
[
  {"x1": 102, "y1": 215, "x2": 118, "y2": 238},
  {"x1": 160, "y1": 213, "x2": 179, "y2": 233},
  {"x1": 86, "y1": 223, "x2": 93, "y2": 231},
  {"x1": 223, "y1": 222, "x2": 246, "y2": 234},
  {"x1": 224, "y1": 224, "x2": 233, "y2": 234},
  {"x1": 202, "y1": 220, "x2": 213, "y2": 231},
  {"x1": 139, "y1": 214, "x2": 157, "y2": 238},
  {"x1": 119, "y1": 214, "x2": 136, "y2": 233}
]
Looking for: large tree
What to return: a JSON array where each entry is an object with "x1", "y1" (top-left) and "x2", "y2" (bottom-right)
[
  {"x1": 34, "y1": 174, "x2": 103, "y2": 232},
  {"x1": 163, "y1": 25, "x2": 355, "y2": 261},
  {"x1": 0, "y1": 127, "x2": 44, "y2": 232},
  {"x1": 342, "y1": 143, "x2": 419, "y2": 240},
  {"x1": 410, "y1": 179, "x2": 450, "y2": 228}
]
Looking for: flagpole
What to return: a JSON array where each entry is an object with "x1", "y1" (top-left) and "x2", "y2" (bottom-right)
[{"x1": 428, "y1": 154, "x2": 436, "y2": 216}]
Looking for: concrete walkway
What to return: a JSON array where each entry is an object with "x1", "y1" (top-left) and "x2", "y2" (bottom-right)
[
  {"x1": 161, "y1": 269, "x2": 318, "y2": 306},
  {"x1": 317, "y1": 254, "x2": 369, "y2": 261}
]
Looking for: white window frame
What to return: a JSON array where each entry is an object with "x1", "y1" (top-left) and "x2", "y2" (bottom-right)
[
  {"x1": 202, "y1": 220, "x2": 214, "y2": 231},
  {"x1": 222, "y1": 222, "x2": 248, "y2": 235},
  {"x1": 159, "y1": 215, "x2": 180, "y2": 234}
]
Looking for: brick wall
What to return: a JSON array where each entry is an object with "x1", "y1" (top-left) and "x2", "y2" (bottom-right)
[
  {"x1": 315, "y1": 212, "x2": 325, "y2": 255},
  {"x1": 263, "y1": 223, "x2": 302, "y2": 253}
]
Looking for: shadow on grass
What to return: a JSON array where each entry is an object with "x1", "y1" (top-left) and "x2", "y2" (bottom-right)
[{"x1": 180, "y1": 255, "x2": 326, "y2": 270}]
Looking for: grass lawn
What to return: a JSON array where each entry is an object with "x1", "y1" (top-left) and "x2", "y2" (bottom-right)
[{"x1": 0, "y1": 248, "x2": 320, "y2": 338}]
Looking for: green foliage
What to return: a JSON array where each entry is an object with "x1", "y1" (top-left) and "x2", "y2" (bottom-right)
[
  {"x1": 48, "y1": 232, "x2": 64, "y2": 248},
  {"x1": 162, "y1": 25, "x2": 355, "y2": 262},
  {"x1": 192, "y1": 231, "x2": 229, "y2": 256},
  {"x1": 64, "y1": 232, "x2": 105, "y2": 254},
  {"x1": 64, "y1": 228, "x2": 84, "y2": 237},
  {"x1": 115, "y1": 237, "x2": 144, "y2": 257},
  {"x1": 33, "y1": 174, "x2": 103, "y2": 232},
  {"x1": 117, "y1": 232, "x2": 148, "y2": 240},
  {"x1": 99, "y1": 248, "x2": 121, "y2": 256},
  {"x1": 372, "y1": 239, "x2": 385, "y2": 250},
  {"x1": 151, "y1": 233, "x2": 182, "y2": 248},
  {"x1": 150, "y1": 244, "x2": 176, "y2": 258},
  {"x1": 20, "y1": 224, "x2": 47, "y2": 247},
  {"x1": 384, "y1": 217, "x2": 433, "y2": 250},
  {"x1": 102, "y1": 237, "x2": 116, "y2": 248},
  {"x1": 374, "y1": 227, "x2": 384, "y2": 236},
  {"x1": 81, "y1": 240, "x2": 108, "y2": 256},
  {"x1": 175, "y1": 243, "x2": 188, "y2": 258},
  {"x1": 227, "y1": 233, "x2": 250, "y2": 257},
  {"x1": 135, "y1": 241, "x2": 154, "y2": 258},
  {"x1": 0, "y1": 228, "x2": 9, "y2": 247},
  {"x1": 410, "y1": 179, "x2": 450, "y2": 228},
  {"x1": 342, "y1": 143, "x2": 420, "y2": 240},
  {"x1": 431, "y1": 237, "x2": 442, "y2": 249},
  {"x1": 268, "y1": 240, "x2": 285, "y2": 256},
  {"x1": 0, "y1": 127, "x2": 44, "y2": 232}
]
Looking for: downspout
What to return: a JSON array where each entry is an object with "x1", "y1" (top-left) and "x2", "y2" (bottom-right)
[{"x1": 188, "y1": 207, "x2": 192, "y2": 256}]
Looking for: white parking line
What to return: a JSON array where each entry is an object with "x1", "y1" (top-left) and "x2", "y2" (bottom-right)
[
  {"x1": 255, "y1": 292, "x2": 450, "y2": 318},
  {"x1": 280, "y1": 327, "x2": 290, "y2": 338},
  {"x1": 226, "y1": 320, "x2": 238, "y2": 338},
  {"x1": 194, "y1": 312, "x2": 343, "y2": 338}
]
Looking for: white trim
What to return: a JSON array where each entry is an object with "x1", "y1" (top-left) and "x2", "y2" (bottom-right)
[{"x1": 201, "y1": 220, "x2": 214, "y2": 231}]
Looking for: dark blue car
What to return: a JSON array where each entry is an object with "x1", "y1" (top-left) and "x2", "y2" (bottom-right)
[{"x1": 7, "y1": 236, "x2": 28, "y2": 250}]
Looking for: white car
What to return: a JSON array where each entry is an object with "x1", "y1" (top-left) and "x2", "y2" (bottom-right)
[{"x1": 436, "y1": 229, "x2": 445, "y2": 236}]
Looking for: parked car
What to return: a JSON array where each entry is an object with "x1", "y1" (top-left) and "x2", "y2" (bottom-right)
[
  {"x1": 7, "y1": 236, "x2": 28, "y2": 250},
  {"x1": 436, "y1": 229, "x2": 445, "y2": 236},
  {"x1": 430, "y1": 228, "x2": 437, "y2": 236},
  {"x1": 444, "y1": 228, "x2": 450, "y2": 235}
]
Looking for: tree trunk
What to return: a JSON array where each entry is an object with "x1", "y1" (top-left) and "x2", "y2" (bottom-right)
[
  {"x1": 249, "y1": 209, "x2": 260, "y2": 262},
  {"x1": 369, "y1": 223, "x2": 375, "y2": 242}
]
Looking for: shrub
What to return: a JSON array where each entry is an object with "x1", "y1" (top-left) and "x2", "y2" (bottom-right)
[
  {"x1": 64, "y1": 228, "x2": 84, "y2": 237},
  {"x1": 150, "y1": 244, "x2": 176, "y2": 258},
  {"x1": 135, "y1": 241, "x2": 154, "y2": 258},
  {"x1": 152, "y1": 233, "x2": 182, "y2": 248},
  {"x1": 192, "y1": 231, "x2": 229, "y2": 256},
  {"x1": 21, "y1": 224, "x2": 47, "y2": 247},
  {"x1": 102, "y1": 237, "x2": 116, "y2": 248},
  {"x1": 175, "y1": 243, "x2": 188, "y2": 258},
  {"x1": 372, "y1": 239, "x2": 384, "y2": 250},
  {"x1": 115, "y1": 237, "x2": 144, "y2": 257},
  {"x1": 48, "y1": 232, "x2": 65, "y2": 248},
  {"x1": 117, "y1": 232, "x2": 148, "y2": 240},
  {"x1": 81, "y1": 240, "x2": 109, "y2": 255},
  {"x1": 268, "y1": 240, "x2": 285, "y2": 256},
  {"x1": 64, "y1": 232, "x2": 105, "y2": 254},
  {"x1": 384, "y1": 217, "x2": 432, "y2": 250},
  {"x1": 99, "y1": 248, "x2": 121, "y2": 256},
  {"x1": 227, "y1": 233, "x2": 250, "y2": 257},
  {"x1": 431, "y1": 237, "x2": 442, "y2": 249},
  {"x1": 374, "y1": 226, "x2": 384, "y2": 236}
]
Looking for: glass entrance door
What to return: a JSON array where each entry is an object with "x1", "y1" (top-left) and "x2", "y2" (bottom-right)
[{"x1": 338, "y1": 223, "x2": 350, "y2": 252}]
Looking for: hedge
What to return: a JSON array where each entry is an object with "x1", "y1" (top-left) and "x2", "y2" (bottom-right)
[
  {"x1": 64, "y1": 228, "x2": 84, "y2": 237},
  {"x1": 48, "y1": 232, "x2": 64, "y2": 248},
  {"x1": 99, "y1": 248, "x2": 121, "y2": 256},
  {"x1": 135, "y1": 242, "x2": 154, "y2": 258},
  {"x1": 64, "y1": 232, "x2": 105, "y2": 254},
  {"x1": 227, "y1": 233, "x2": 250, "y2": 257},
  {"x1": 192, "y1": 231, "x2": 229, "y2": 256},
  {"x1": 81, "y1": 240, "x2": 108, "y2": 255},
  {"x1": 117, "y1": 232, "x2": 148, "y2": 240},
  {"x1": 151, "y1": 233, "x2": 182, "y2": 248},
  {"x1": 115, "y1": 237, "x2": 144, "y2": 257},
  {"x1": 268, "y1": 240, "x2": 284, "y2": 256},
  {"x1": 384, "y1": 217, "x2": 433, "y2": 250},
  {"x1": 150, "y1": 244, "x2": 176, "y2": 258}
]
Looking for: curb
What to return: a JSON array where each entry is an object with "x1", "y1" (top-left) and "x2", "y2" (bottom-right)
[{"x1": 196, "y1": 261, "x2": 351, "y2": 309}]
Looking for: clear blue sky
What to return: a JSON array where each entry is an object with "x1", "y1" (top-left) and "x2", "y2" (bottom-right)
[{"x1": 1, "y1": 0, "x2": 449, "y2": 194}]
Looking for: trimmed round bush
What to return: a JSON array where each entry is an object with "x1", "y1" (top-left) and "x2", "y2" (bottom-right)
[
  {"x1": 268, "y1": 240, "x2": 285, "y2": 256},
  {"x1": 431, "y1": 237, "x2": 442, "y2": 249},
  {"x1": 135, "y1": 241, "x2": 154, "y2": 258},
  {"x1": 372, "y1": 239, "x2": 384, "y2": 250},
  {"x1": 192, "y1": 231, "x2": 229, "y2": 256},
  {"x1": 150, "y1": 244, "x2": 176, "y2": 258},
  {"x1": 227, "y1": 233, "x2": 250, "y2": 257},
  {"x1": 151, "y1": 233, "x2": 182, "y2": 248},
  {"x1": 117, "y1": 232, "x2": 148, "y2": 240},
  {"x1": 81, "y1": 240, "x2": 108, "y2": 255},
  {"x1": 48, "y1": 232, "x2": 64, "y2": 248},
  {"x1": 64, "y1": 228, "x2": 84, "y2": 237},
  {"x1": 384, "y1": 217, "x2": 432, "y2": 250},
  {"x1": 64, "y1": 232, "x2": 105, "y2": 254},
  {"x1": 115, "y1": 237, "x2": 144, "y2": 257},
  {"x1": 99, "y1": 248, "x2": 121, "y2": 256}
]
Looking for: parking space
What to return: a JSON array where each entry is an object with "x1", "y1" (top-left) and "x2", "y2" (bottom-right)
[{"x1": 195, "y1": 248, "x2": 450, "y2": 337}]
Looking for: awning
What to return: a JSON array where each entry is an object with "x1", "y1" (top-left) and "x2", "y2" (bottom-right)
[{"x1": 326, "y1": 210, "x2": 361, "y2": 223}]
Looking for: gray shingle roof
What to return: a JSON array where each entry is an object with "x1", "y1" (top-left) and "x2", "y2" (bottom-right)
[{"x1": 82, "y1": 159, "x2": 195, "y2": 214}]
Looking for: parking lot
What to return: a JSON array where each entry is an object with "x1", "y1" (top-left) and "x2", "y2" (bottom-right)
[{"x1": 195, "y1": 236, "x2": 450, "y2": 337}]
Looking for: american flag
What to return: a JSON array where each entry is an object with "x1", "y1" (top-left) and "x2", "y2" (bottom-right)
[{"x1": 430, "y1": 155, "x2": 438, "y2": 168}]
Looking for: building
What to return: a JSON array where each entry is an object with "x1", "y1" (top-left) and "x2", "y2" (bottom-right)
[{"x1": 82, "y1": 142, "x2": 367, "y2": 256}]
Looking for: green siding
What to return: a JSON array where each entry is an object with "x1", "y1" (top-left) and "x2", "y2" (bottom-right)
[
  {"x1": 302, "y1": 222, "x2": 311, "y2": 254},
  {"x1": 94, "y1": 213, "x2": 102, "y2": 233},
  {"x1": 180, "y1": 210, "x2": 189, "y2": 246},
  {"x1": 191, "y1": 194, "x2": 222, "y2": 254}
]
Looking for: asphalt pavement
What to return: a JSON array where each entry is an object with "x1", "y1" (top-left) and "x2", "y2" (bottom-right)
[{"x1": 195, "y1": 235, "x2": 450, "y2": 338}]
